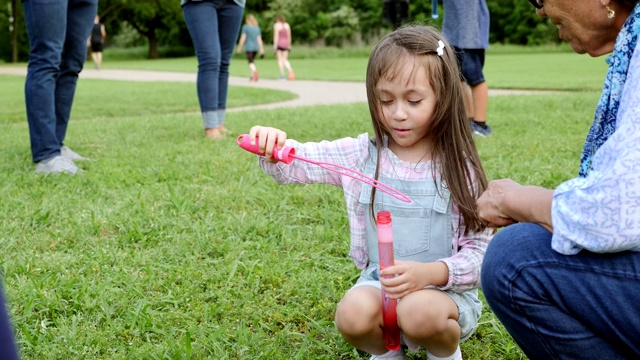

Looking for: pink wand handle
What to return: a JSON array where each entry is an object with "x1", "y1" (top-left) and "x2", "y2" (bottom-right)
[
  {"x1": 236, "y1": 134, "x2": 296, "y2": 164},
  {"x1": 377, "y1": 211, "x2": 401, "y2": 351}
]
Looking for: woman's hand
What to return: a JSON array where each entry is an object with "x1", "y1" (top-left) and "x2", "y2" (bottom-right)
[
  {"x1": 477, "y1": 179, "x2": 554, "y2": 231},
  {"x1": 248, "y1": 126, "x2": 288, "y2": 164},
  {"x1": 477, "y1": 179, "x2": 520, "y2": 228},
  {"x1": 379, "y1": 261, "x2": 448, "y2": 299}
]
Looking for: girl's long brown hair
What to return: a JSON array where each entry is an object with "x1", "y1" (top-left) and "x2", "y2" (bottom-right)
[{"x1": 366, "y1": 24, "x2": 488, "y2": 234}]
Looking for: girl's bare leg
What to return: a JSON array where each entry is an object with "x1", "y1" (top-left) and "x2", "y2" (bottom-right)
[
  {"x1": 335, "y1": 286, "x2": 389, "y2": 356},
  {"x1": 398, "y1": 289, "x2": 460, "y2": 357}
]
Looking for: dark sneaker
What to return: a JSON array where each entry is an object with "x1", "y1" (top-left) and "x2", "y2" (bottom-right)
[
  {"x1": 471, "y1": 121, "x2": 492, "y2": 137},
  {"x1": 35, "y1": 155, "x2": 79, "y2": 175}
]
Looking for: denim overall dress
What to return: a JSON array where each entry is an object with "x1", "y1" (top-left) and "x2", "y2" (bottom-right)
[{"x1": 353, "y1": 143, "x2": 482, "y2": 343}]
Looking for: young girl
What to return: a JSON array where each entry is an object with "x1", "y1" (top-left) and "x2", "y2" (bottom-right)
[
  {"x1": 236, "y1": 14, "x2": 265, "y2": 82},
  {"x1": 247, "y1": 25, "x2": 491, "y2": 360}
]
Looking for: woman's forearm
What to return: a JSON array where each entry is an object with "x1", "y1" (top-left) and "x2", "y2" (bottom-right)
[
  {"x1": 506, "y1": 185, "x2": 554, "y2": 231},
  {"x1": 478, "y1": 179, "x2": 554, "y2": 231}
]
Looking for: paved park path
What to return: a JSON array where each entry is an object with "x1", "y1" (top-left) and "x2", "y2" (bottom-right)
[{"x1": 0, "y1": 66, "x2": 548, "y2": 112}]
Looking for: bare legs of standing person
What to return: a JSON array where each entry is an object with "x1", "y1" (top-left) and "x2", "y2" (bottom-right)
[
  {"x1": 91, "y1": 51, "x2": 102, "y2": 69},
  {"x1": 463, "y1": 80, "x2": 488, "y2": 126},
  {"x1": 456, "y1": 48, "x2": 491, "y2": 136},
  {"x1": 249, "y1": 61, "x2": 258, "y2": 81},
  {"x1": 276, "y1": 49, "x2": 294, "y2": 80}
]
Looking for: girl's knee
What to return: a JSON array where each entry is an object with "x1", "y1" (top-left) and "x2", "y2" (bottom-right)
[
  {"x1": 398, "y1": 306, "x2": 446, "y2": 338},
  {"x1": 397, "y1": 291, "x2": 458, "y2": 339},
  {"x1": 335, "y1": 290, "x2": 379, "y2": 335}
]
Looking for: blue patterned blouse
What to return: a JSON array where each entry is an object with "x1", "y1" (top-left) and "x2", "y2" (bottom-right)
[{"x1": 552, "y1": 4, "x2": 640, "y2": 255}]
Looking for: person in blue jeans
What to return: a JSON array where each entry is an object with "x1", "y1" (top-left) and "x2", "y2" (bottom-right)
[
  {"x1": 478, "y1": 0, "x2": 640, "y2": 359},
  {"x1": 0, "y1": 281, "x2": 19, "y2": 360},
  {"x1": 442, "y1": 0, "x2": 492, "y2": 137},
  {"x1": 181, "y1": 0, "x2": 245, "y2": 140},
  {"x1": 23, "y1": 0, "x2": 98, "y2": 175}
]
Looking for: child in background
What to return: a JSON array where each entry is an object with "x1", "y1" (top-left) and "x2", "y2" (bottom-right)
[
  {"x1": 236, "y1": 14, "x2": 265, "y2": 82},
  {"x1": 247, "y1": 25, "x2": 491, "y2": 360}
]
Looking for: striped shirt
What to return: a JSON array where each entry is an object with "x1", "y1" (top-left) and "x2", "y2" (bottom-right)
[{"x1": 259, "y1": 133, "x2": 492, "y2": 291}]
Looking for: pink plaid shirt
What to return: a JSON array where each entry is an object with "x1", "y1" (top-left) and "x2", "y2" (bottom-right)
[{"x1": 259, "y1": 133, "x2": 492, "y2": 291}]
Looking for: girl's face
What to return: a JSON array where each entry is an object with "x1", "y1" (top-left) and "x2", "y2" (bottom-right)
[{"x1": 375, "y1": 57, "x2": 437, "y2": 162}]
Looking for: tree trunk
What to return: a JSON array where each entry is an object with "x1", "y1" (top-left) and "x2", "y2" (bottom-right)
[
  {"x1": 148, "y1": 31, "x2": 158, "y2": 59},
  {"x1": 11, "y1": 0, "x2": 18, "y2": 63}
]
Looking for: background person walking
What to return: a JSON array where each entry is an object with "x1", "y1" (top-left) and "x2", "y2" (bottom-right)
[
  {"x1": 88, "y1": 15, "x2": 106, "y2": 69},
  {"x1": 236, "y1": 14, "x2": 265, "y2": 82},
  {"x1": 273, "y1": 14, "x2": 295, "y2": 80}
]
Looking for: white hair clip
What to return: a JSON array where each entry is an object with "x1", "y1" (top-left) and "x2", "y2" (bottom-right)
[{"x1": 436, "y1": 40, "x2": 445, "y2": 57}]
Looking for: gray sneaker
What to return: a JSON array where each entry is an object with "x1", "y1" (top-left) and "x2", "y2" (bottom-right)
[
  {"x1": 35, "y1": 155, "x2": 79, "y2": 175},
  {"x1": 61, "y1": 146, "x2": 89, "y2": 161}
]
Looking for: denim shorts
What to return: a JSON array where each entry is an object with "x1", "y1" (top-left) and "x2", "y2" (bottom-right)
[
  {"x1": 351, "y1": 275, "x2": 482, "y2": 346},
  {"x1": 454, "y1": 47, "x2": 486, "y2": 86}
]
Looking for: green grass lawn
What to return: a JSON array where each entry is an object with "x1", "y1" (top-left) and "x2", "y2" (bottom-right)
[
  {"x1": 0, "y1": 50, "x2": 604, "y2": 359},
  {"x1": 76, "y1": 45, "x2": 609, "y2": 90}
]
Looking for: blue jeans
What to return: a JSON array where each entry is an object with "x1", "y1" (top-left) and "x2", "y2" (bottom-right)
[
  {"x1": 0, "y1": 282, "x2": 18, "y2": 360},
  {"x1": 23, "y1": 0, "x2": 98, "y2": 163},
  {"x1": 481, "y1": 223, "x2": 640, "y2": 359},
  {"x1": 182, "y1": 0, "x2": 244, "y2": 129}
]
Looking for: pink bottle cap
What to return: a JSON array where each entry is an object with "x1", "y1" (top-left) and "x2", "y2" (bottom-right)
[
  {"x1": 377, "y1": 211, "x2": 391, "y2": 225},
  {"x1": 236, "y1": 134, "x2": 296, "y2": 164}
]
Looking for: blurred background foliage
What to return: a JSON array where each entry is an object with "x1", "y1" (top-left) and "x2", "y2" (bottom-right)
[{"x1": 0, "y1": 0, "x2": 560, "y2": 63}]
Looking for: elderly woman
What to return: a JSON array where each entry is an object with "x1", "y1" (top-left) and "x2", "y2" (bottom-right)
[{"x1": 478, "y1": 0, "x2": 640, "y2": 359}]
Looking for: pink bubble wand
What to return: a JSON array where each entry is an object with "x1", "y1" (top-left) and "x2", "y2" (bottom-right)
[
  {"x1": 377, "y1": 210, "x2": 401, "y2": 351},
  {"x1": 237, "y1": 134, "x2": 411, "y2": 203}
]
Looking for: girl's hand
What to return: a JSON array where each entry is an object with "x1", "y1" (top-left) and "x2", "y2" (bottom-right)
[
  {"x1": 379, "y1": 261, "x2": 446, "y2": 299},
  {"x1": 248, "y1": 126, "x2": 288, "y2": 163}
]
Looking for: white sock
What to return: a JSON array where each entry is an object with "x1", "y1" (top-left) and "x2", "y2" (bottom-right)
[
  {"x1": 372, "y1": 348, "x2": 403, "y2": 358},
  {"x1": 426, "y1": 345, "x2": 462, "y2": 360}
]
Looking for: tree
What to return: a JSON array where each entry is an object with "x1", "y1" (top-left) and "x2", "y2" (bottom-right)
[
  {"x1": 0, "y1": 0, "x2": 27, "y2": 62},
  {"x1": 487, "y1": 0, "x2": 557, "y2": 45},
  {"x1": 9, "y1": 0, "x2": 16, "y2": 62},
  {"x1": 0, "y1": 0, "x2": 562, "y2": 63},
  {"x1": 100, "y1": 0, "x2": 185, "y2": 59}
]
